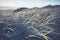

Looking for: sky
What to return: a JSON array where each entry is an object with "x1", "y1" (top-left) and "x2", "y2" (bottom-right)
[{"x1": 0, "y1": 0, "x2": 60, "y2": 8}]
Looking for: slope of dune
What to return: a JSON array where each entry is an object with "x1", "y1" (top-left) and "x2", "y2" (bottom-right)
[{"x1": 0, "y1": 5, "x2": 60, "y2": 40}]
